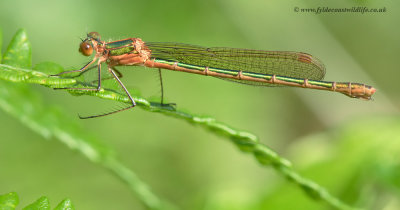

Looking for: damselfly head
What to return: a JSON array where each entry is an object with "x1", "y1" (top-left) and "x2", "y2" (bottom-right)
[{"x1": 79, "y1": 41, "x2": 93, "y2": 56}]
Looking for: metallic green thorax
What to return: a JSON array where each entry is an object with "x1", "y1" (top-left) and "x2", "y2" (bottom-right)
[{"x1": 106, "y1": 39, "x2": 135, "y2": 56}]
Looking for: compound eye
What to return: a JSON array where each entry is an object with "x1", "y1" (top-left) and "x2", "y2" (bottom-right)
[{"x1": 79, "y1": 41, "x2": 93, "y2": 56}]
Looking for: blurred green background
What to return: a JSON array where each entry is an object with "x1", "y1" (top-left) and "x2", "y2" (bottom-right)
[{"x1": 0, "y1": 0, "x2": 399, "y2": 209}]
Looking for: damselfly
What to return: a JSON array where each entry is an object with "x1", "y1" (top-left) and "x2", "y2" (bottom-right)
[{"x1": 51, "y1": 32, "x2": 376, "y2": 118}]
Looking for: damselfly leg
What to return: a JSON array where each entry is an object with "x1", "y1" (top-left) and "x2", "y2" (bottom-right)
[
  {"x1": 78, "y1": 66, "x2": 136, "y2": 119},
  {"x1": 158, "y1": 68, "x2": 176, "y2": 108}
]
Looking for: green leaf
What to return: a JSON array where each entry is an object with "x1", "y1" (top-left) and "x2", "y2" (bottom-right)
[
  {"x1": 2, "y1": 29, "x2": 31, "y2": 68},
  {"x1": 22, "y1": 196, "x2": 50, "y2": 210},
  {"x1": 0, "y1": 192, "x2": 19, "y2": 210},
  {"x1": 54, "y1": 199, "x2": 74, "y2": 210}
]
